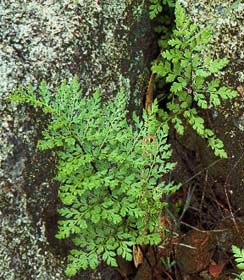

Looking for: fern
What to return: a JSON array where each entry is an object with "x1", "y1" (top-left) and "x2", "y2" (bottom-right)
[
  {"x1": 149, "y1": 0, "x2": 175, "y2": 19},
  {"x1": 151, "y1": 3, "x2": 237, "y2": 158},
  {"x1": 10, "y1": 77, "x2": 179, "y2": 276},
  {"x1": 232, "y1": 245, "x2": 244, "y2": 279}
]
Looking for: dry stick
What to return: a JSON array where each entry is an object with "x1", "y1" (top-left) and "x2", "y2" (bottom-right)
[
  {"x1": 199, "y1": 170, "x2": 208, "y2": 223},
  {"x1": 145, "y1": 72, "x2": 155, "y2": 113},
  {"x1": 223, "y1": 151, "x2": 244, "y2": 233},
  {"x1": 180, "y1": 221, "x2": 226, "y2": 233},
  {"x1": 163, "y1": 269, "x2": 174, "y2": 280},
  {"x1": 181, "y1": 158, "x2": 221, "y2": 186}
]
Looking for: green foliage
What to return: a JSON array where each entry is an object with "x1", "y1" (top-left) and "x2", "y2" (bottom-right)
[
  {"x1": 232, "y1": 245, "x2": 244, "y2": 279},
  {"x1": 151, "y1": 3, "x2": 237, "y2": 158},
  {"x1": 152, "y1": 2, "x2": 175, "y2": 50},
  {"x1": 10, "y1": 77, "x2": 179, "y2": 276},
  {"x1": 149, "y1": 0, "x2": 175, "y2": 20}
]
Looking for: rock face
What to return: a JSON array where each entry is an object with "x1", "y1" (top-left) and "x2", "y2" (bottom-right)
[
  {"x1": 0, "y1": 1, "x2": 155, "y2": 279},
  {"x1": 175, "y1": 230, "x2": 214, "y2": 274}
]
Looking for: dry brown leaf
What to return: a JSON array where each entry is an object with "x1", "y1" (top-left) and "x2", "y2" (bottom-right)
[
  {"x1": 133, "y1": 245, "x2": 144, "y2": 268},
  {"x1": 237, "y1": 85, "x2": 244, "y2": 101},
  {"x1": 209, "y1": 262, "x2": 225, "y2": 278},
  {"x1": 145, "y1": 73, "x2": 155, "y2": 113},
  {"x1": 237, "y1": 85, "x2": 244, "y2": 96}
]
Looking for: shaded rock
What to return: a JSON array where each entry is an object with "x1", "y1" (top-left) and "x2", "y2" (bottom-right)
[
  {"x1": 213, "y1": 217, "x2": 244, "y2": 252},
  {"x1": 175, "y1": 230, "x2": 214, "y2": 274}
]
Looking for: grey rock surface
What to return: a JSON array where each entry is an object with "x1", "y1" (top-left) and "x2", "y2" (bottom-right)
[{"x1": 0, "y1": 1, "x2": 154, "y2": 279}]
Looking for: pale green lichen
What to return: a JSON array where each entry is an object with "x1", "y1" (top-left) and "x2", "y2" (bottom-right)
[
  {"x1": 0, "y1": 192, "x2": 67, "y2": 280},
  {"x1": 0, "y1": 0, "x2": 79, "y2": 96}
]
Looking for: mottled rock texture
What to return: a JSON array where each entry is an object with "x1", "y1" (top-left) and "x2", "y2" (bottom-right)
[
  {"x1": 173, "y1": 1, "x2": 244, "y2": 223},
  {"x1": 0, "y1": 1, "x2": 155, "y2": 279}
]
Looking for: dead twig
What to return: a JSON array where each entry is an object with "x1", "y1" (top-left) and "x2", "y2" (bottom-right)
[{"x1": 145, "y1": 72, "x2": 155, "y2": 113}]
